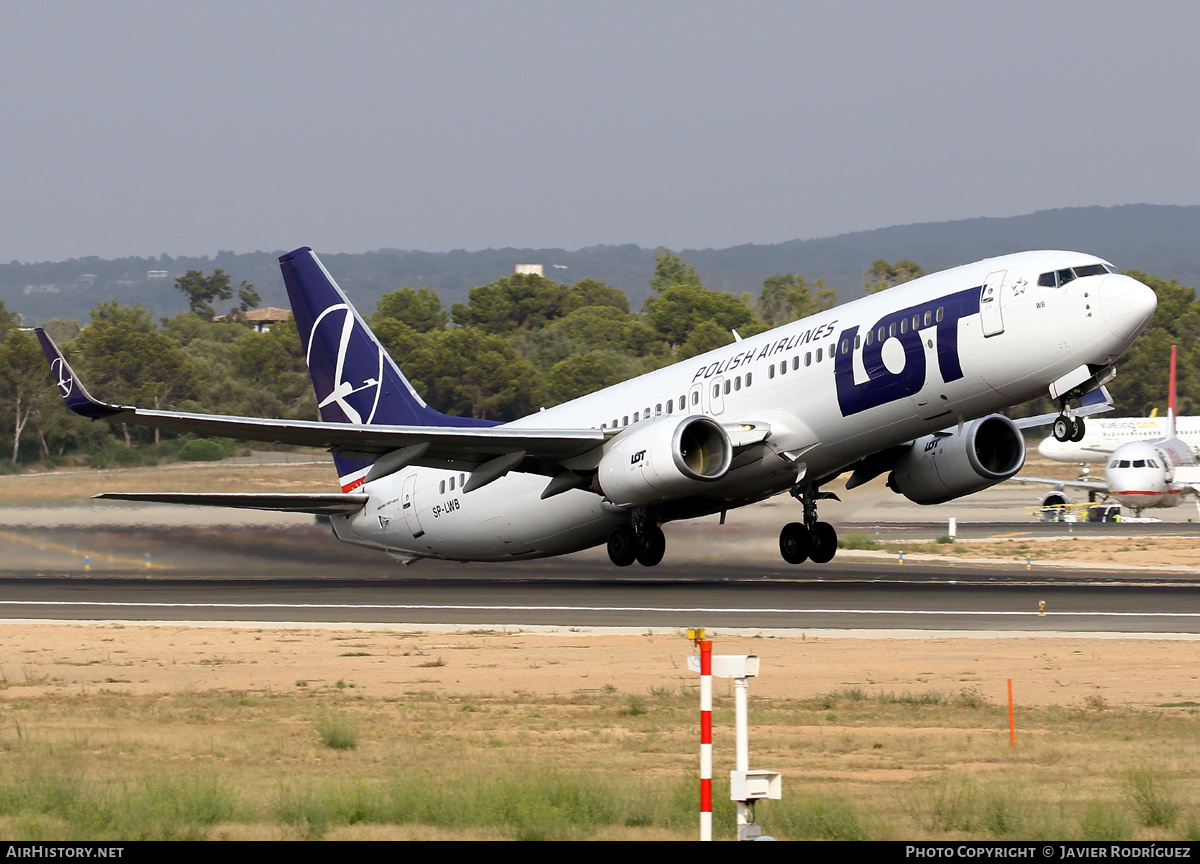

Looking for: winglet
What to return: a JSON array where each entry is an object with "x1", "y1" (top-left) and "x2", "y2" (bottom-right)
[{"x1": 34, "y1": 329, "x2": 125, "y2": 419}]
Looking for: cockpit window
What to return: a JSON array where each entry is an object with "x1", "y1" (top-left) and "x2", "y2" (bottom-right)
[
  {"x1": 1132, "y1": 459, "x2": 1146, "y2": 468},
  {"x1": 1039, "y1": 264, "x2": 1119, "y2": 286}
]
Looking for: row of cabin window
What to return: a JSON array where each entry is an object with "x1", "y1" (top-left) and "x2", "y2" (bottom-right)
[
  {"x1": 829, "y1": 306, "x2": 949, "y2": 358},
  {"x1": 604, "y1": 391, "x2": 696, "y2": 429},
  {"x1": 599, "y1": 370, "x2": 760, "y2": 430},
  {"x1": 439, "y1": 473, "x2": 468, "y2": 495},
  {"x1": 596, "y1": 305, "x2": 948, "y2": 429},
  {"x1": 766, "y1": 343, "x2": 834, "y2": 379}
]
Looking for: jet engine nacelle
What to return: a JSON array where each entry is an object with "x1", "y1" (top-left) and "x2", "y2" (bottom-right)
[
  {"x1": 1039, "y1": 489, "x2": 1074, "y2": 509},
  {"x1": 888, "y1": 414, "x2": 1027, "y2": 505},
  {"x1": 597, "y1": 415, "x2": 733, "y2": 507}
]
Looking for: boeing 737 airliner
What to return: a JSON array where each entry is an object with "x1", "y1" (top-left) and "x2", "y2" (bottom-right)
[{"x1": 38, "y1": 248, "x2": 1156, "y2": 567}]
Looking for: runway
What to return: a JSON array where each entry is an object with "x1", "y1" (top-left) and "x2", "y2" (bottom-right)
[
  {"x1": 2, "y1": 504, "x2": 1198, "y2": 633},
  {"x1": 2, "y1": 547, "x2": 1198, "y2": 633}
]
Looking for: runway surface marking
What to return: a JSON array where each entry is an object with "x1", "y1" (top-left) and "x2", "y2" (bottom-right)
[
  {"x1": 0, "y1": 530, "x2": 173, "y2": 570},
  {"x1": 0, "y1": 600, "x2": 1197, "y2": 618}
]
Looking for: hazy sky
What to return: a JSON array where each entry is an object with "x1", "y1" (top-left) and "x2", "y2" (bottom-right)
[{"x1": 3, "y1": 1, "x2": 1198, "y2": 262}]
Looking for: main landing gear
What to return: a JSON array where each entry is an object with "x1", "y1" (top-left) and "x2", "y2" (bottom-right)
[
  {"x1": 607, "y1": 512, "x2": 666, "y2": 567},
  {"x1": 779, "y1": 484, "x2": 839, "y2": 565}
]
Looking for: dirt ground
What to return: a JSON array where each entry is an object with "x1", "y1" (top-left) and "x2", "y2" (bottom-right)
[
  {"x1": 2, "y1": 622, "x2": 1198, "y2": 713},
  {"x1": 1, "y1": 456, "x2": 1198, "y2": 714}
]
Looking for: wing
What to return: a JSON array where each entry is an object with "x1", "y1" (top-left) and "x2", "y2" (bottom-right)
[
  {"x1": 36, "y1": 328, "x2": 607, "y2": 483},
  {"x1": 1013, "y1": 475, "x2": 1108, "y2": 492}
]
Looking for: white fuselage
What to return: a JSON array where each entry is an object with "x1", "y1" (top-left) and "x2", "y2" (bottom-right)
[{"x1": 332, "y1": 251, "x2": 1153, "y2": 561}]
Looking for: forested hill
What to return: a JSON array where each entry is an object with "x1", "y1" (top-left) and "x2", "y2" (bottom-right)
[{"x1": 6, "y1": 203, "x2": 1200, "y2": 325}]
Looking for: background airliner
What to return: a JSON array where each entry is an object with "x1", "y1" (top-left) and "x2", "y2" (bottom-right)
[
  {"x1": 38, "y1": 248, "x2": 1155, "y2": 567},
  {"x1": 1038, "y1": 413, "x2": 1200, "y2": 463},
  {"x1": 1024, "y1": 346, "x2": 1200, "y2": 517}
]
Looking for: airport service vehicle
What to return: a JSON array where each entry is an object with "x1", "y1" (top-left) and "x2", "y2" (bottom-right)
[
  {"x1": 1024, "y1": 346, "x2": 1200, "y2": 518},
  {"x1": 39, "y1": 248, "x2": 1155, "y2": 567}
]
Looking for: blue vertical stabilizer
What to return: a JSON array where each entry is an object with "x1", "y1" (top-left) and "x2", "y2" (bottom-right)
[{"x1": 279, "y1": 247, "x2": 495, "y2": 489}]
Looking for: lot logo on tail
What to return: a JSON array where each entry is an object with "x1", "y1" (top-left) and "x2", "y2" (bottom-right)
[
  {"x1": 308, "y1": 304, "x2": 384, "y2": 425},
  {"x1": 51, "y1": 358, "x2": 74, "y2": 398},
  {"x1": 835, "y1": 286, "x2": 981, "y2": 416}
]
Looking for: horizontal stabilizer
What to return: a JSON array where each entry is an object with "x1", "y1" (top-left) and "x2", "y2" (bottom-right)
[{"x1": 94, "y1": 492, "x2": 369, "y2": 516}]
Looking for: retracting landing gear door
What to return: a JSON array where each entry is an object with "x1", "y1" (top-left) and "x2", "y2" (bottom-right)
[{"x1": 980, "y1": 270, "x2": 1006, "y2": 336}]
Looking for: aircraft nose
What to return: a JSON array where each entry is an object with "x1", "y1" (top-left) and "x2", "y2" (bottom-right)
[{"x1": 1099, "y1": 275, "x2": 1157, "y2": 341}]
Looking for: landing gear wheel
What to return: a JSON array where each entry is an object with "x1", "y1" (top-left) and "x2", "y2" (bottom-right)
[
  {"x1": 808, "y1": 521, "x2": 838, "y2": 564},
  {"x1": 607, "y1": 525, "x2": 638, "y2": 567},
  {"x1": 1069, "y1": 416, "x2": 1086, "y2": 442},
  {"x1": 636, "y1": 525, "x2": 666, "y2": 567},
  {"x1": 779, "y1": 522, "x2": 810, "y2": 565},
  {"x1": 1053, "y1": 415, "x2": 1071, "y2": 442}
]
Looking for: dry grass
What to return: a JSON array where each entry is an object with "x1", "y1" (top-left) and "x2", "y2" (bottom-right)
[{"x1": 0, "y1": 679, "x2": 1197, "y2": 839}]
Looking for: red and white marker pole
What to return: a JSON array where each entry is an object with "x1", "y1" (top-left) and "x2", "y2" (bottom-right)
[{"x1": 698, "y1": 637, "x2": 713, "y2": 841}]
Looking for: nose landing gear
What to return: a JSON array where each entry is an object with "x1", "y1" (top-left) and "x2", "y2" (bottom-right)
[{"x1": 1052, "y1": 414, "x2": 1086, "y2": 443}]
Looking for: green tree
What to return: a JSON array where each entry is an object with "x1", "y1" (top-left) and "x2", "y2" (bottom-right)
[
  {"x1": 404, "y1": 328, "x2": 545, "y2": 420},
  {"x1": 374, "y1": 287, "x2": 449, "y2": 333},
  {"x1": 551, "y1": 306, "x2": 661, "y2": 355},
  {"x1": 678, "y1": 319, "x2": 735, "y2": 359},
  {"x1": 643, "y1": 283, "x2": 765, "y2": 347},
  {"x1": 545, "y1": 353, "x2": 626, "y2": 402},
  {"x1": 1109, "y1": 271, "x2": 1200, "y2": 415},
  {"x1": 175, "y1": 269, "x2": 234, "y2": 317},
  {"x1": 72, "y1": 302, "x2": 198, "y2": 446},
  {"x1": 227, "y1": 320, "x2": 317, "y2": 420},
  {"x1": 0, "y1": 330, "x2": 51, "y2": 462},
  {"x1": 235, "y1": 282, "x2": 261, "y2": 313},
  {"x1": 450, "y1": 274, "x2": 568, "y2": 333},
  {"x1": 41, "y1": 316, "x2": 81, "y2": 345},
  {"x1": 863, "y1": 259, "x2": 925, "y2": 295},
  {"x1": 648, "y1": 248, "x2": 703, "y2": 294},
  {"x1": 758, "y1": 274, "x2": 837, "y2": 327},
  {"x1": 0, "y1": 299, "x2": 19, "y2": 343},
  {"x1": 563, "y1": 278, "x2": 630, "y2": 315}
]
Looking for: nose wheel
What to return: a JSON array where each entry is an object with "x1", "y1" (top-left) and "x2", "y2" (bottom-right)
[{"x1": 1053, "y1": 415, "x2": 1085, "y2": 442}]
